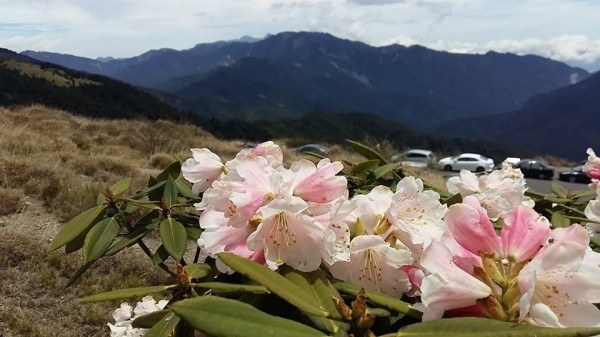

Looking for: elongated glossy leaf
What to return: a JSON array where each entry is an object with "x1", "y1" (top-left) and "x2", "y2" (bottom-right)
[
  {"x1": 551, "y1": 183, "x2": 569, "y2": 198},
  {"x1": 65, "y1": 262, "x2": 93, "y2": 288},
  {"x1": 110, "y1": 177, "x2": 132, "y2": 196},
  {"x1": 146, "y1": 178, "x2": 167, "y2": 201},
  {"x1": 333, "y1": 281, "x2": 422, "y2": 319},
  {"x1": 369, "y1": 163, "x2": 400, "y2": 180},
  {"x1": 170, "y1": 296, "x2": 326, "y2": 337},
  {"x1": 144, "y1": 312, "x2": 180, "y2": 337},
  {"x1": 82, "y1": 285, "x2": 177, "y2": 303},
  {"x1": 156, "y1": 161, "x2": 181, "y2": 182},
  {"x1": 132, "y1": 309, "x2": 171, "y2": 328},
  {"x1": 82, "y1": 217, "x2": 120, "y2": 264},
  {"x1": 193, "y1": 282, "x2": 269, "y2": 294},
  {"x1": 65, "y1": 229, "x2": 88, "y2": 254},
  {"x1": 175, "y1": 177, "x2": 200, "y2": 200},
  {"x1": 105, "y1": 223, "x2": 156, "y2": 256},
  {"x1": 184, "y1": 263, "x2": 211, "y2": 279},
  {"x1": 353, "y1": 159, "x2": 381, "y2": 175},
  {"x1": 152, "y1": 245, "x2": 169, "y2": 265},
  {"x1": 396, "y1": 317, "x2": 600, "y2": 337},
  {"x1": 346, "y1": 139, "x2": 388, "y2": 163},
  {"x1": 49, "y1": 205, "x2": 105, "y2": 251},
  {"x1": 163, "y1": 176, "x2": 178, "y2": 208},
  {"x1": 96, "y1": 193, "x2": 107, "y2": 206},
  {"x1": 159, "y1": 218, "x2": 187, "y2": 261},
  {"x1": 217, "y1": 252, "x2": 328, "y2": 317},
  {"x1": 551, "y1": 212, "x2": 571, "y2": 228},
  {"x1": 185, "y1": 226, "x2": 201, "y2": 240},
  {"x1": 444, "y1": 193, "x2": 463, "y2": 206},
  {"x1": 282, "y1": 268, "x2": 349, "y2": 334}
]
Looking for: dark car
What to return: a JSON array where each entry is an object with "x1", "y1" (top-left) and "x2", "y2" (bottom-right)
[
  {"x1": 559, "y1": 165, "x2": 591, "y2": 184},
  {"x1": 513, "y1": 159, "x2": 555, "y2": 180},
  {"x1": 293, "y1": 144, "x2": 329, "y2": 156}
]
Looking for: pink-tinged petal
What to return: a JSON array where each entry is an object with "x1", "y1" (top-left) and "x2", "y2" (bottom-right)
[
  {"x1": 501, "y1": 206, "x2": 551, "y2": 262},
  {"x1": 447, "y1": 170, "x2": 481, "y2": 195},
  {"x1": 445, "y1": 196, "x2": 502, "y2": 257},
  {"x1": 182, "y1": 148, "x2": 224, "y2": 193},
  {"x1": 329, "y1": 235, "x2": 413, "y2": 298},
  {"x1": 250, "y1": 141, "x2": 283, "y2": 166},
  {"x1": 584, "y1": 148, "x2": 600, "y2": 180},
  {"x1": 420, "y1": 241, "x2": 493, "y2": 321},
  {"x1": 350, "y1": 186, "x2": 394, "y2": 235},
  {"x1": 439, "y1": 231, "x2": 483, "y2": 274},
  {"x1": 247, "y1": 205, "x2": 328, "y2": 272},
  {"x1": 401, "y1": 265, "x2": 425, "y2": 296},
  {"x1": 293, "y1": 159, "x2": 347, "y2": 203}
]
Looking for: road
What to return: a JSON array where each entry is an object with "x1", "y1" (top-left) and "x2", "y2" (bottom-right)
[{"x1": 439, "y1": 171, "x2": 589, "y2": 194}]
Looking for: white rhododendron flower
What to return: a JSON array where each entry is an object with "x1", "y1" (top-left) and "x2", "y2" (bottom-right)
[
  {"x1": 328, "y1": 234, "x2": 413, "y2": 298},
  {"x1": 584, "y1": 148, "x2": 600, "y2": 188},
  {"x1": 181, "y1": 148, "x2": 226, "y2": 194},
  {"x1": 447, "y1": 164, "x2": 532, "y2": 220},
  {"x1": 388, "y1": 177, "x2": 447, "y2": 250},
  {"x1": 346, "y1": 185, "x2": 394, "y2": 236},
  {"x1": 108, "y1": 296, "x2": 168, "y2": 337}
]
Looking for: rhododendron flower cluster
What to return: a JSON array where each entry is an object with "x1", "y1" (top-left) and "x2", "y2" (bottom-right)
[
  {"x1": 108, "y1": 296, "x2": 168, "y2": 337},
  {"x1": 181, "y1": 142, "x2": 600, "y2": 329}
]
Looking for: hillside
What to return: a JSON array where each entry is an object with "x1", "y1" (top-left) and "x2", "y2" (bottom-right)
[
  {"x1": 0, "y1": 48, "x2": 181, "y2": 120},
  {"x1": 22, "y1": 32, "x2": 588, "y2": 129},
  {"x1": 435, "y1": 71, "x2": 600, "y2": 160}
]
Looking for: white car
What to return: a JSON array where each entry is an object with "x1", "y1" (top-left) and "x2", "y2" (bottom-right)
[
  {"x1": 438, "y1": 153, "x2": 494, "y2": 172},
  {"x1": 391, "y1": 149, "x2": 435, "y2": 168}
]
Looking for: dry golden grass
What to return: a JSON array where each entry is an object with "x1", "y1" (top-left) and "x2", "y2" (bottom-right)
[
  {"x1": 0, "y1": 188, "x2": 25, "y2": 215},
  {"x1": 1, "y1": 59, "x2": 101, "y2": 87}
]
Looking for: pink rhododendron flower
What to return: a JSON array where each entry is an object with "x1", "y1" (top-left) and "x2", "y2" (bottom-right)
[
  {"x1": 445, "y1": 195, "x2": 502, "y2": 258},
  {"x1": 501, "y1": 206, "x2": 551, "y2": 263},
  {"x1": 247, "y1": 141, "x2": 283, "y2": 167},
  {"x1": 584, "y1": 148, "x2": 600, "y2": 187},
  {"x1": 328, "y1": 234, "x2": 413, "y2": 298},
  {"x1": 182, "y1": 148, "x2": 225, "y2": 194},
  {"x1": 419, "y1": 240, "x2": 494, "y2": 321},
  {"x1": 518, "y1": 225, "x2": 600, "y2": 327},
  {"x1": 584, "y1": 184, "x2": 600, "y2": 237},
  {"x1": 285, "y1": 158, "x2": 347, "y2": 203}
]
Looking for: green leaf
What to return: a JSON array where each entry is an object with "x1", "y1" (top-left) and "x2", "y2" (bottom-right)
[
  {"x1": 550, "y1": 183, "x2": 569, "y2": 199},
  {"x1": 159, "y1": 218, "x2": 187, "y2": 261},
  {"x1": 156, "y1": 161, "x2": 181, "y2": 182},
  {"x1": 143, "y1": 312, "x2": 180, "y2": 337},
  {"x1": 395, "y1": 317, "x2": 600, "y2": 336},
  {"x1": 64, "y1": 229, "x2": 88, "y2": 254},
  {"x1": 352, "y1": 159, "x2": 381, "y2": 175},
  {"x1": 146, "y1": 178, "x2": 167, "y2": 202},
  {"x1": 96, "y1": 193, "x2": 106, "y2": 206},
  {"x1": 369, "y1": 163, "x2": 400, "y2": 180},
  {"x1": 110, "y1": 177, "x2": 132, "y2": 196},
  {"x1": 444, "y1": 193, "x2": 463, "y2": 206},
  {"x1": 82, "y1": 217, "x2": 120, "y2": 264},
  {"x1": 193, "y1": 282, "x2": 269, "y2": 294},
  {"x1": 346, "y1": 139, "x2": 388, "y2": 163},
  {"x1": 81, "y1": 285, "x2": 177, "y2": 303},
  {"x1": 163, "y1": 176, "x2": 178, "y2": 208},
  {"x1": 105, "y1": 222, "x2": 157, "y2": 256},
  {"x1": 184, "y1": 263, "x2": 211, "y2": 279},
  {"x1": 152, "y1": 245, "x2": 170, "y2": 265},
  {"x1": 217, "y1": 252, "x2": 328, "y2": 317},
  {"x1": 333, "y1": 281, "x2": 422, "y2": 319},
  {"x1": 282, "y1": 268, "x2": 349, "y2": 333},
  {"x1": 175, "y1": 177, "x2": 200, "y2": 200},
  {"x1": 170, "y1": 296, "x2": 327, "y2": 337},
  {"x1": 132, "y1": 309, "x2": 171, "y2": 329},
  {"x1": 49, "y1": 205, "x2": 106, "y2": 251},
  {"x1": 551, "y1": 212, "x2": 571, "y2": 228},
  {"x1": 185, "y1": 226, "x2": 201, "y2": 240},
  {"x1": 65, "y1": 262, "x2": 93, "y2": 288}
]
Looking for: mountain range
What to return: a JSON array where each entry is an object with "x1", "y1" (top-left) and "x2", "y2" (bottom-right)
[
  {"x1": 436, "y1": 70, "x2": 600, "y2": 160},
  {"x1": 22, "y1": 32, "x2": 589, "y2": 129}
]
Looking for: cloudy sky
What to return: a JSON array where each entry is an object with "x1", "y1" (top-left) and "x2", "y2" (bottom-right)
[{"x1": 1, "y1": 0, "x2": 599, "y2": 70}]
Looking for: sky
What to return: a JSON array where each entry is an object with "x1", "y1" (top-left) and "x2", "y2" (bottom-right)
[{"x1": 1, "y1": 0, "x2": 600, "y2": 70}]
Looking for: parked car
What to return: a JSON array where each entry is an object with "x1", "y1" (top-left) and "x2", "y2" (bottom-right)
[
  {"x1": 293, "y1": 144, "x2": 329, "y2": 156},
  {"x1": 559, "y1": 165, "x2": 591, "y2": 183},
  {"x1": 513, "y1": 159, "x2": 554, "y2": 180},
  {"x1": 493, "y1": 157, "x2": 521, "y2": 170},
  {"x1": 438, "y1": 153, "x2": 494, "y2": 172},
  {"x1": 391, "y1": 149, "x2": 436, "y2": 168}
]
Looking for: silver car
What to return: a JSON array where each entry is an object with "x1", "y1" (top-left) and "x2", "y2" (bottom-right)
[
  {"x1": 391, "y1": 149, "x2": 436, "y2": 168},
  {"x1": 438, "y1": 153, "x2": 494, "y2": 172}
]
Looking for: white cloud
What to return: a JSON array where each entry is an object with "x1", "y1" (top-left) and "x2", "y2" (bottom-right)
[{"x1": 0, "y1": 0, "x2": 598, "y2": 69}]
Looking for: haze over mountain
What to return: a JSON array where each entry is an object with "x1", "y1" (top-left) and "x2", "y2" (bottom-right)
[
  {"x1": 436, "y1": 70, "x2": 600, "y2": 160},
  {"x1": 22, "y1": 32, "x2": 589, "y2": 129}
]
